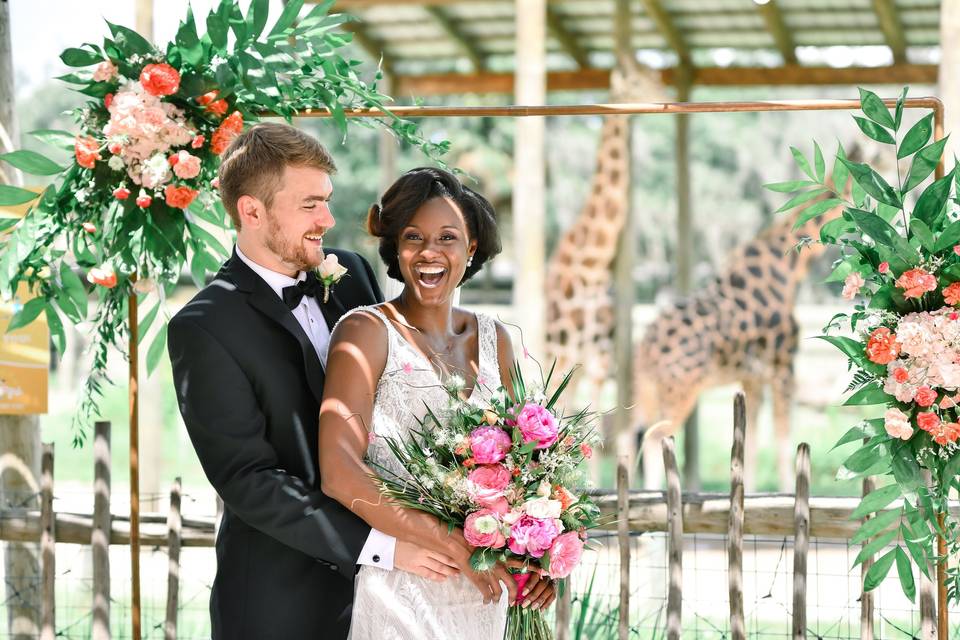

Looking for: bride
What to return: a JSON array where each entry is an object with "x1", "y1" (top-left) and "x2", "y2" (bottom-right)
[{"x1": 318, "y1": 168, "x2": 555, "y2": 638}]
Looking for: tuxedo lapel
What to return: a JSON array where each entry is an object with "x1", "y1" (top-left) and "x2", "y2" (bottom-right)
[
  {"x1": 226, "y1": 253, "x2": 326, "y2": 404},
  {"x1": 318, "y1": 286, "x2": 346, "y2": 333}
]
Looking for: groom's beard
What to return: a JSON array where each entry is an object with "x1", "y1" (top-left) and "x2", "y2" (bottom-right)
[{"x1": 263, "y1": 208, "x2": 318, "y2": 271}]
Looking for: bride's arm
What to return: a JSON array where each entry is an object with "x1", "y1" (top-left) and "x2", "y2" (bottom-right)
[{"x1": 319, "y1": 311, "x2": 514, "y2": 603}]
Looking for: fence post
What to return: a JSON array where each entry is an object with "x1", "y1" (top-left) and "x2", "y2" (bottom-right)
[
  {"x1": 662, "y1": 437, "x2": 682, "y2": 640},
  {"x1": 793, "y1": 443, "x2": 810, "y2": 640},
  {"x1": 729, "y1": 392, "x2": 746, "y2": 640},
  {"x1": 92, "y1": 421, "x2": 111, "y2": 640},
  {"x1": 617, "y1": 456, "x2": 630, "y2": 640},
  {"x1": 860, "y1": 468, "x2": 875, "y2": 640},
  {"x1": 165, "y1": 477, "x2": 182, "y2": 640},
  {"x1": 40, "y1": 443, "x2": 54, "y2": 640}
]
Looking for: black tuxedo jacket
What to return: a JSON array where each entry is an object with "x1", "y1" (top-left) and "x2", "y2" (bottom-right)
[{"x1": 168, "y1": 248, "x2": 384, "y2": 640}]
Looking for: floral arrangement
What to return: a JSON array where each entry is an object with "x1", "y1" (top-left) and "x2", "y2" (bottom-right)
[
  {"x1": 0, "y1": 0, "x2": 447, "y2": 444},
  {"x1": 373, "y1": 362, "x2": 602, "y2": 640},
  {"x1": 768, "y1": 88, "x2": 960, "y2": 600}
]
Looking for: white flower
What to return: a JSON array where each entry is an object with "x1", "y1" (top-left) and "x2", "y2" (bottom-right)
[
  {"x1": 473, "y1": 514, "x2": 499, "y2": 534},
  {"x1": 445, "y1": 374, "x2": 465, "y2": 392},
  {"x1": 317, "y1": 253, "x2": 348, "y2": 282},
  {"x1": 75, "y1": 189, "x2": 89, "y2": 203},
  {"x1": 536, "y1": 480, "x2": 551, "y2": 497},
  {"x1": 524, "y1": 496, "x2": 563, "y2": 519},
  {"x1": 140, "y1": 153, "x2": 172, "y2": 189},
  {"x1": 108, "y1": 155, "x2": 125, "y2": 171}
]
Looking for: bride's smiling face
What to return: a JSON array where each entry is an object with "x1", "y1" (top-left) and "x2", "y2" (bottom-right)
[{"x1": 397, "y1": 196, "x2": 477, "y2": 306}]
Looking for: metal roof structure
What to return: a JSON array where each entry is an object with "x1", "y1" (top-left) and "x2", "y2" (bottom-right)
[{"x1": 322, "y1": 0, "x2": 941, "y2": 94}]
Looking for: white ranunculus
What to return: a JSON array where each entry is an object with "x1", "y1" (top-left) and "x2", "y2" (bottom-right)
[{"x1": 524, "y1": 497, "x2": 562, "y2": 520}]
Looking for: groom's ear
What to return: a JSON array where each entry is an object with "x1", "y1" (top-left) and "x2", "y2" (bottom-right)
[{"x1": 237, "y1": 194, "x2": 266, "y2": 229}]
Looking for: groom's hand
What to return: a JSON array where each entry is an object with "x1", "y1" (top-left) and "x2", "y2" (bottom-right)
[{"x1": 395, "y1": 539, "x2": 460, "y2": 581}]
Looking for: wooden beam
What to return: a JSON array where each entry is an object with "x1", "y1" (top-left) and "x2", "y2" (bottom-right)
[
  {"x1": 872, "y1": 0, "x2": 908, "y2": 64},
  {"x1": 424, "y1": 6, "x2": 485, "y2": 71},
  {"x1": 638, "y1": 0, "x2": 690, "y2": 66},
  {"x1": 393, "y1": 64, "x2": 938, "y2": 95},
  {"x1": 755, "y1": 0, "x2": 797, "y2": 64},
  {"x1": 546, "y1": 6, "x2": 589, "y2": 69}
]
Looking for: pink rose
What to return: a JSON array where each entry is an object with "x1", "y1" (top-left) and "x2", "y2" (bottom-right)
[
  {"x1": 507, "y1": 515, "x2": 561, "y2": 558},
  {"x1": 515, "y1": 403, "x2": 559, "y2": 450},
  {"x1": 463, "y1": 509, "x2": 506, "y2": 548},
  {"x1": 545, "y1": 531, "x2": 583, "y2": 579},
  {"x1": 171, "y1": 150, "x2": 201, "y2": 179},
  {"x1": 467, "y1": 465, "x2": 512, "y2": 513},
  {"x1": 469, "y1": 426, "x2": 512, "y2": 464}
]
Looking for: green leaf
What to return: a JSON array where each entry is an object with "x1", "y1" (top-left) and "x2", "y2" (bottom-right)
[
  {"x1": 107, "y1": 21, "x2": 155, "y2": 56},
  {"x1": 0, "y1": 217, "x2": 18, "y2": 233},
  {"x1": 790, "y1": 146, "x2": 816, "y2": 181},
  {"x1": 247, "y1": 0, "x2": 271, "y2": 40},
  {"x1": 860, "y1": 88, "x2": 895, "y2": 129},
  {"x1": 45, "y1": 305, "x2": 66, "y2": 354},
  {"x1": 844, "y1": 383, "x2": 890, "y2": 407},
  {"x1": 864, "y1": 548, "x2": 897, "y2": 591},
  {"x1": 842, "y1": 159, "x2": 901, "y2": 208},
  {"x1": 764, "y1": 179, "x2": 818, "y2": 193},
  {"x1": 0, "y1": 185, "x2": 39, "y2": 206},
  {"x1": 59, "y1": 263, "x2": 88, "y2": 320},
  {"x1": 0, "y1": 150, "x2": 64, "y2": 176},
  {"x1": 187, "y1": 222, "x2": 230, "y2": 259},
  {"x1": 776, "y1": 188, "x2": 827, "y2": 213},
  {"x1": 847, "y1": 208, "x2": 917, "y2": 265},
  {"x1": 890, "y1": 443, "x2": 923, "y2": 496},
  {"x1": 138, "y1": 300, "x2": 161, "y2": 346},
  {"x1": 832, "y1": 420, "x2": 882, "y2": 451},
  {"x1": 60, "y1": 47, "x2": 102, "y2": 67},
  {"x1": 904, "y1": 137, "x2": 949, "y2": 193},
  {"x1": 268, "y1": 0, "x2": 304, "y2": 39},
  {"x1": 146, "y1": 324, "x2": 168, "y2": 375},
  {"x1": 793, "y1": 198, "x2": 843, "y2": 229},
  {"x1": 895, "y1": 547, "x2": 916, "y2": 601},
  {"x1": 7, "y1": 297, "x2": 46, "y2": 332},
  {"x1": 28, "y1": 129, "x2": 75, "y2": 151},
  {"x1": 898, "y1": 113, "x2": 934, "y2": 159},
  {"x1": 852, "y1": 484, "x2": 902, "y2": 519},
  {"x1": 814, "y1": 141, "x2": 826, "y2": 182},
  {"x1": 854, "y1": 116, "x2": 896, "y2": 145},
  {"x1": 902, "y1": 529, "x2": 932, "y2": 580},
  {"x1": 820, "y1": 217, "x2": 854, "y2": 244},
  {"x1": 175, "y1": 7, "x2": 203, "y2": 68},
  {"x1": 855, "y1": 530, "x2": 898, "y2": 567},
  {"x1": 935, "y1": 220, "x2": 960, "y2": 254},
  {"x1": 823, "y1": 254, "x2": 861, "y2": 283},
  {"x1": 842, "y1": 440, "x2": 886, "y2": 474},
  {"x1": 909, "y1": 219, "x2": 936, "y2": 252},
  {"x1": 832, "y1": 145, "x2": 850, "y2": 193},
  {"x1": 851, "y1": 509, "x2": 903, "y2": 545},
  {"x1": 469, "y1": 547, "x2": 497, "y2": 572},
  {"x1": 913, "y1": 169, "x2": 953, "y2": 228},
  {"x1": 206, "y1": 9, "x2": 229, "y2": 49},
  {"x1": 894, "y1": 86, "x2": 908, "y2": 130}
]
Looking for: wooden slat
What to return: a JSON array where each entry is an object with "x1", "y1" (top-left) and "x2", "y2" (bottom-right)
[
  {"x1": 165, "y1": 478, "x2": 182, "y2": 640},
  {"x1": 40, "y1": 443, "x2": 54, "y2": 640},
  {"x1": 793, "y1": 443, "x2": 810, "y2": 640},
  {"x1": 617, "y1": 457, "x2": 630, "y2": 640},
  {"x1": 755, "y1": 0, "x2": 797, "y2": 64},
  {"x1": 860, "y1": 472, "x2": 875, "y2": 640},
  {"x1": 393, "y1": 64, "x2": 939, "y2": 95},
  {"x1": 92, "y1": 422, "x2": 111, "y2": 640},
  {"x1": 662, "y1": 437, "x2": 682, "y2": 640},
  {"x1": 424, "y1": 6, "x2": 485, "y2": 71},
  {"x1": 871, "y1": 0, "x2": 907, "y2": 64},
  {"x1": 728, "y1": 393, "x2": 746, "y2": 640},
  {"x1": 638, "y1": 0, "x2": 690, "y2": 65},
  {"x1": 554, "y1": 585, "x2": 571, "y2": 640},
  {"x1": 546, "y1": 6, "x2": 589, "y2": 69}
]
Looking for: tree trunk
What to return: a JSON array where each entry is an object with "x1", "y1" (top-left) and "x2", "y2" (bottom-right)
[
  {"x1": 0, "y1": 5, "x2": 43, "y2": 638},
  {"x1": 939, "y1": 0, "x2": 960, "y2": 165}
]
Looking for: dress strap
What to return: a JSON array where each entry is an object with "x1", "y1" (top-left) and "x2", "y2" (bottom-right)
[{"x1": 475, "y1": 312, "x2": 502, "y2": 392}]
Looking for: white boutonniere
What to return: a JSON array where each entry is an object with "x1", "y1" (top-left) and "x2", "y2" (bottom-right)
[{"x1": 316, "y1": 253, "x2": 348, "y2": 303}]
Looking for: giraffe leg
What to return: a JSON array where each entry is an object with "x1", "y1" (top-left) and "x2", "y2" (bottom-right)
[
  {"x1": 772, "y1": 367, "x2": 795, "y2": 492},
  {"x1": 639, "y1": 392, "x2": 698, "y2": 490},
  {"x1": 741, "y1": 380, "x2": 763, "y2": 493}
]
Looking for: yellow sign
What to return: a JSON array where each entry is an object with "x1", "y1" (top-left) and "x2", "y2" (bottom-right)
[{"x1": 0, "y1": 192, "x2": 49, "y2": 414}]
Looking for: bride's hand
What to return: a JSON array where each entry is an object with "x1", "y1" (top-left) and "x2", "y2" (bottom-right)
[
  {"x1": 395, "y1": 539, "x2": 460, "y2": 581},
  {"x1": 446, "y1": 532, "x2": 518, "y2": 605}
]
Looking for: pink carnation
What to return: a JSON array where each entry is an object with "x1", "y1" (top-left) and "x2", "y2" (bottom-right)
[
  {"x1": 469, "y1": 426, "x2": 512, "y2": 464},
  {"x1": 944, "y1": 282, "x2": 960, "y2": 306},
  {"x1": 93, "y1": 60, "x2": 118, "y2": 82},
  {"x1": 842, "y1": 272, "x2": 865, "y2": 300},
  {"x1": 171, "y1": 150, "x2": 201, "y2": 179},
  {"x1": 915, "y1": 386, "x2": 938, "y2": 408},
  {"x1": 515, "y1": 403, "x2": 559, "y2": 449},
  {"x1": 507, "y1": 514, "x2": 561, "y2": 558},
  {"x1": 546, "y1": 531, "x2": 584, "y2": 579},
  {"x1": 884, "y1": 408, "x2": 913, "y2": 440},
  {"x1": 463, "y1": 509, "x2": 506, "y2": 548},
  {"x1": 895, "y1": 268, "x2": 938, "y2": 299},
  {"x1": 466, "y1": 465, "x2": 511, "y2": 513}
]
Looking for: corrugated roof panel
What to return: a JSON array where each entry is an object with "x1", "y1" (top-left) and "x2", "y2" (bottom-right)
[
  {"x1": 793, "y1": 29, "x2": 887, "y2": 45},
  {"x1": 685, "y1": 31, "x2": 777, "y2": 48},
  {"x1": 675, "y1": 12, "x2": 766, "y2": 31},
  {"x1": 783, "y1": 10, "x2": 879, "y2": 29},
  {"x1": 904, "y1": 27, "x2": 940, "y2": 44},
  {"x1": 900, "y1": 8, "x2": 941, "y2": 25}
]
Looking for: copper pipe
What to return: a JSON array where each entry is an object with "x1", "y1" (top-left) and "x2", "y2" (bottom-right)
[{"x1": 128, "y1": 278, "x2": 141, "y2": 640}]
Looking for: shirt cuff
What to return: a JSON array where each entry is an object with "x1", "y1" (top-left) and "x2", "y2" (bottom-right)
[{"x1": 357, "y1": 528, "x2": 396, "y2": 571}]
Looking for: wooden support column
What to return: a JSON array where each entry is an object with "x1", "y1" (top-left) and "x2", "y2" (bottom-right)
[
  {"x1": 939, "y1": 0, "x2": 960, "y2": 166},
  {"x1": 39, "y1": 444, "x2": 54, "y2": 640},
  {"x1": 512, "y1": 0, "x2": 546, "y2": 358},
  {"x1": 728, "y1": 393, "x2": 745, "y2": 640},
  {"x1": 165, "y1": 477, "x2": 182, "y2": 640},
  {"x1": 860, "y1": 471, "x2": 875, "y2": 640},
  {"x1": 92, "y1": 422, "x2": 111, "y2": 640},
  {"x1": 792, "y1": 443, "x2": 810, "y2": 640},
  {"x1": 616, "y1": 457, "x2": 630, "y2": 640},
  {"x1": 662, "y1": 437, "x2": 682, "y2": 640}
]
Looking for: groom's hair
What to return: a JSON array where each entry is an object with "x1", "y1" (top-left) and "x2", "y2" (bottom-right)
[
  {"x1": 367, "y1": 167, "x2": 501, "y2": 284},
  {"x1": 218, "y1": 123, "x2": 337, "y2": 230}
]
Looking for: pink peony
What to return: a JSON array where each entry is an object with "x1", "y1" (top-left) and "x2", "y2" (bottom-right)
[
  {"x1": 545, "y1": 531, "x2": 584, "y2": 579},
  {"x1": 884, "y1": 408, "x2": 913, "y2": 440},
  {"x1": 463, "y1": 509, "x2": 506, "y2": 548},
  {"x1": 467, "y1": 465, "x2": 511, "y2": 513},
  {"x1": 469, "y1": 426, "x2": 512, "y2": 464},
  {"x1": 171, "y1": 150, "x2": 201, "y2": 179},
  {"x1": 842, "y1": 272, "x2": 865, "y2": 300},
  {"x1": 515, "y1": 403, "x2": 559, "y2": 449},
  {"x1": 507, "y1": 515, "x2": 561, "y2": 558},
  {"x1": 93, "y1": 59, "x2": 118, "y2": 82},
  {"x1": 895, "y1": 268, "x2": 938, "y2": 299}
]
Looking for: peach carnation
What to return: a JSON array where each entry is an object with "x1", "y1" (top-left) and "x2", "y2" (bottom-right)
[
  {"x1": 866, "y1": 327, "x2": 900, "y2": 365},
  {"x1": 895, "y1": 268, "x2": 937, "y2": 299},
  {"x1": 140, "y1": 63, "x2": 180, "y2": 97}
]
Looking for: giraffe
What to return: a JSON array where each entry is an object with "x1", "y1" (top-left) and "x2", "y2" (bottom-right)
[
  {"x1": 633, "y1": 199, "x2": 844, "y2": 491},
  {"x1": 544, "y1": 60, "x2": 667, "y2": 396}
]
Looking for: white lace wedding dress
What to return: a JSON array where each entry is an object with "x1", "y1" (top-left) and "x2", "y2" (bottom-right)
[{"x1": 342, "y1": 305, "x2": 509, "y2": 640}]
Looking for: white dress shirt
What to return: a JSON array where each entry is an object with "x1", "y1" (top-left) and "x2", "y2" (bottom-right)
[{"x1": 235, "y1": 245, "x2": 396, "y2": 571}]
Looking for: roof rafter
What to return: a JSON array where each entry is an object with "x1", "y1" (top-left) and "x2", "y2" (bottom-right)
[
  {"x1": 423, "y1": 6, "x2": 486, "y2": 72},
  {"x1": 871, "y1": 0, "x2": 908, "y2": 64},
  {"x1": 637, "y1": 0, "x2": 690, "y2": 66},
  {"x1": 546, "y1": 6, "x2": 590, "y2": 69},
  {"x1": 754, "y1": 0, "x2": 797, "y2": 64}
]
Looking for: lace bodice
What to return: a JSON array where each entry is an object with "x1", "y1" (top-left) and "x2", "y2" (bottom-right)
[{"x1": 337, "y1": 304, "x2": 509, "y2": 640}]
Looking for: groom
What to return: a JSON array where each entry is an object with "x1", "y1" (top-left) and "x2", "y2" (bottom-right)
[{"x1": 168, "y1": 123, "x2": 401, "y2": 639}]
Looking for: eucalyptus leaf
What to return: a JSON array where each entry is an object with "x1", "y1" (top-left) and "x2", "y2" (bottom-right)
[
  {"x1": 776, "y1": 188, "x2": 827, "y2": 213},
  {"x1": 764, "y1": 179, "x2": 818, "y2": 193},
  {"x1": 790, "y1": 146, "x2": 815, "y2": 181},
  {"x1": 935, "y1": 219, "x2": 960, "y2": 254},
  {"x1": 28, "y1": 129, "x2": 76, "y2": 151},
  {"x1": 45, "y1": 305, "x2": 66, "y2": 355},
  {"x1": 855, "y1": 530, "x2": 898, "y2": 567},
  {"x1": 814, "y1": 141, "x2": 825, "y2": 181},
  {"x1": 909, "y1": 219, "x2": 936, "y2": 252},
  {"x1": 60, "y1": 47, "x2": 102, "y2": 67},
  {"x1": 894, "y1": 86, "x2": 907, "y2": 130},
  {"x1": 793, "y1": 198, "x2": 842, "y2": 229}
]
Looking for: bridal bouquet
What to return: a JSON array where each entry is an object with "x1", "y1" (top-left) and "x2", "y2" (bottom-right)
[
  {"x1": 374, "y1": 362, "x2": 602, "y2": 640},
  {"x1": 767, "y1": 87, "x2": 960, "y2": 600}
]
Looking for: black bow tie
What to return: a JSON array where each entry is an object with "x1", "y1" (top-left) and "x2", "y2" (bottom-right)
[{"x1": 281, "y1": 272, "x2": 321, "y2": 310}]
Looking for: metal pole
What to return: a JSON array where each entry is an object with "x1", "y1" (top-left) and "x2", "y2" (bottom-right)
[{"x1": 129, "y1": 282, "x2": 141, "y2": 640}]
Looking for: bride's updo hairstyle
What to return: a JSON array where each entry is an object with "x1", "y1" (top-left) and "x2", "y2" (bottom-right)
[{"x1": 366, "y1": 167, "x2": 501, "y2": 284}]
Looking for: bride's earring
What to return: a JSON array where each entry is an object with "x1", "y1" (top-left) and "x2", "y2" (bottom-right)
[{"x1": 467, "y1": 255, "x2": 474, "y2": 267}]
